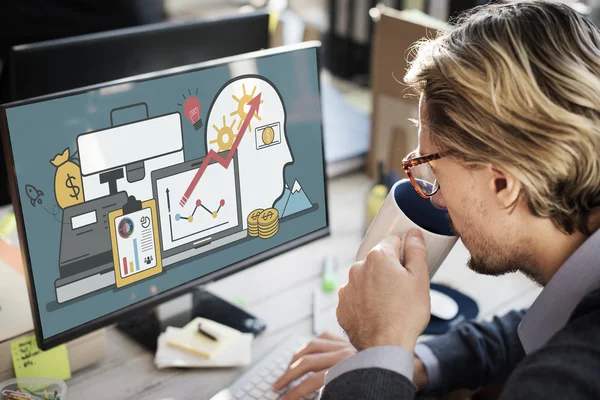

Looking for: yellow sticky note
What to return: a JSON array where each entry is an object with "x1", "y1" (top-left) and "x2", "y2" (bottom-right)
[
  {"x1": 11, "y1": 335, "x2": 71, "y2": 381},
  {"x1": 167, "y1": 317, "x2": 242, "y2": 359}
]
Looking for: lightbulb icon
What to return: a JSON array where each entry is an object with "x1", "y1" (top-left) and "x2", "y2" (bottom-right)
[{"x1": 179, "y1": 89, "x2": 203, "y2": 131}]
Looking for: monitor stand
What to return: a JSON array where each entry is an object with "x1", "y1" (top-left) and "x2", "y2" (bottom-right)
[{"x1": 116, "y1": 287, "x2": 266, "y2": 351}]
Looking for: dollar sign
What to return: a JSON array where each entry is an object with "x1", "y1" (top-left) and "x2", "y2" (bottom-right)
[
  {"x1": 65, "y1": 173, "x2": 81, "y2": 200},
  {"x1": 252, "y1": 214, "x2": 259, "y2": 220},
  {"x1": 262, "y1": 211, "x2": 273, "y2": 220}
]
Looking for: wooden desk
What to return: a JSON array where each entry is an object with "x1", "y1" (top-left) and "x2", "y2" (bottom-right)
[{"x1": 66, "y1": 173, "x2": 541, "y2": 399}]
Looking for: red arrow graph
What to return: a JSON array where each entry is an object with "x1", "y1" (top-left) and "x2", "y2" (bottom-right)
[{"x1": 179, "y1": 92, "x2": 262, "y2": 207}]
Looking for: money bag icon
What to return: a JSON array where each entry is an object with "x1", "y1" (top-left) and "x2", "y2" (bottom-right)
[{"x1": 50, "y1": 148, "x2": 84, "y2": 209}]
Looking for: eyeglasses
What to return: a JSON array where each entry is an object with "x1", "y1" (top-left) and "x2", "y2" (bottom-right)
[{"x1": 401, "y1": 150, "x2": 443, "y2": 198}]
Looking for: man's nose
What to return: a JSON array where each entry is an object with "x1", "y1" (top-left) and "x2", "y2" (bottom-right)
[{"x1": 430, "y1": 190, "x2": 447, "y2": 210}]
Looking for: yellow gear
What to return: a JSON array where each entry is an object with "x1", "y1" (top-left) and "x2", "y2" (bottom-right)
[
  {"x1": 230, "y1": 83, "x2": 263, "y2": 132},
  {"x1": 210, "y1": 115, "x2": 237, "y2": 151}
]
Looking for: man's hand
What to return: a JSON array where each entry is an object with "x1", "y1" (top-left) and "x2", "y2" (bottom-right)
[
  {"x1": 273, "y1": 332, "x2": 356, "y2": 400},
  {"x1": 336, "y1": 229, "x2": 431, "y2": 352}
]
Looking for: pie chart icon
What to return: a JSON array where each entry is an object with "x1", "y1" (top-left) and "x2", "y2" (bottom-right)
[{"x1": 118, "y1": 217, "x2": 134, "y2": 239}]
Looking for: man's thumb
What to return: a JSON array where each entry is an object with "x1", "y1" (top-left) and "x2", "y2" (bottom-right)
[{"x1": 403, "y1": 229, "x2": 428, "y2": 278}]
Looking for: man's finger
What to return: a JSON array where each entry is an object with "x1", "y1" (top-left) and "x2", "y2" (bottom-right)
[
  {"x1": 288, "y1": 338, "x2": 350, "y2": 366},
  {"x1": 403, "y1": 228, "x2": 429, "y2": 279},
  {"x1": 274, "y1": 352, "x2": 346, "y2": 391},
  {"x1": 373, "y1": 235, "x2": 403, "y2": 261},
  {"x1": 281, "y1": 370, "x2": 326, "y2": 400}
]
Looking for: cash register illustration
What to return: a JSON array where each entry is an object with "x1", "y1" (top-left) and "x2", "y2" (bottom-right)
[{"x1": 54, "y1": 105, "x2": 183, "y2": 303}]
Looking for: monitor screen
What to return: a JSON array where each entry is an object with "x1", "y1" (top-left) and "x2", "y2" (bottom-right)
[{"x1": 0, "y1": 43, "x2": 328, "y2": 348}]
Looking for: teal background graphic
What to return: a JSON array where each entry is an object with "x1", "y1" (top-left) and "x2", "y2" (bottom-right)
[{"x1": 4, "y1": 47, "x2": 326, "y2": 339}]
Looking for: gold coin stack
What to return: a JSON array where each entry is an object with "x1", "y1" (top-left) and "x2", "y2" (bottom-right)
[
  {"x1": 257, "y1": 208, "x2": 279, "y2": 239},
  {"x1": 247, "y1": 209, "x2": 263, "y2": 237}
]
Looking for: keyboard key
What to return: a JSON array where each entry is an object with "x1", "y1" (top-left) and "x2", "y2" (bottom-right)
[
  {"x1": 213, "y1": 337, "x2": 313, "y2": 400},
  {"x1": 264, "y1": 374, "x2": 278, "y2": 384},
  {"x1": 266, "y1": 391, "x2": 281, "y2": 400}
]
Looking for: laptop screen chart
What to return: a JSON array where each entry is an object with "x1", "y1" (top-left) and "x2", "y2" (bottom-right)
[{"x1": 156, "y1": 163, "x2": 239, "y2": 251}]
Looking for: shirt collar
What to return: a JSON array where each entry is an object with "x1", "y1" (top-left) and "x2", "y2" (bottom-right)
[{"x1": 518, "y1": 228, "x2": 600, "y2": 354}]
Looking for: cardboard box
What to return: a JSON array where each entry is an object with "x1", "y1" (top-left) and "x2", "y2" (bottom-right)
[{"x1": 367, "y1": 7, "x2": 448, "y2": 177}]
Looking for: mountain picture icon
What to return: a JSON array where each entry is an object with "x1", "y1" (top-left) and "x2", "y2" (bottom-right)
[{"x1": 274, "y1": 179, "x2": 313, "y2": 217}]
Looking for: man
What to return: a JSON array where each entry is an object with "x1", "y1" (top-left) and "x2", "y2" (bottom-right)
[{"x1": 273, "y1": 1, "x2": 600, "y2": 398}]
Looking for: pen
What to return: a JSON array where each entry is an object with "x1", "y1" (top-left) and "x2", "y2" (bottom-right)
[
  {"x1": 312, "y1": 288, "x2": 321, "y2": 335},
  {"x1": 197, "y1": 323, "x2": 219, "y2": 341}
]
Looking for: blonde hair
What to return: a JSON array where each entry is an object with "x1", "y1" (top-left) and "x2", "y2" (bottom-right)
[{"x1": 405, "y1": 0, "x2": 600, "y2": 235}]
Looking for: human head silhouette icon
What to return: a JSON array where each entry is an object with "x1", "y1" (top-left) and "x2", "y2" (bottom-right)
[{"x1": 205, "y1": 76, "x2": 293, "y2": 228}]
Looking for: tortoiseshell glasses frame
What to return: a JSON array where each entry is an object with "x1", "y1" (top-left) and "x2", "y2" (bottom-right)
[{"x1": 401, "y1": 150, "x2": 443, "y2": 198}]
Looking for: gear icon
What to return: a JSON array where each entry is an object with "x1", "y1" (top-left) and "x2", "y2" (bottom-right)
[
  {"x1": 230, "y1": 83, "x2": 264, "y2": 132},
  {"x1": 210, "y1": 115, "x2": 237, "y2": 151}
]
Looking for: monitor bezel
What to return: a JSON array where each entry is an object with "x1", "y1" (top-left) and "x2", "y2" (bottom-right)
[{"x1": 0, "y1": 41, "x2": 330, "y2": 350}]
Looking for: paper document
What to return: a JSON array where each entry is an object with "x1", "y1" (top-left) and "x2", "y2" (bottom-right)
[
  {"x1": 156, "y1": 326, "x2": 252, "y2": 369},
  {"x1": 108, "y1": 197, "x2": 163, "y2": 288},
  {"x1": 167, "y1": 317, "x2": 243, "y2": 359},
  {"x1": 114, "y1": 207, "x2": 157, "y2": 278}
]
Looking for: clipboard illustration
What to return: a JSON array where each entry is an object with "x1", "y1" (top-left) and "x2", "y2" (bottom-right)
[{"x1": 108, "y1": 195, "x2": 163, "y2": 288}]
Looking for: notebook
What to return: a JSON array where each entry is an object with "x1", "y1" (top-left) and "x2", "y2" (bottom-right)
[
  {"x1": 166, "y1": 317, "x2": 243, "y2": 359},
  {"x1": 156, "y1": 326, "x2": 252, "y2": 369}
]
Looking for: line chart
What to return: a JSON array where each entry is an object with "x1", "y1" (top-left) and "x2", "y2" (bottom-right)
[
  {"x1": 179, "y1": 93, "x2": 262, "y2": 207},
  {"x1": 175, "y1": 199, "x2": 226, "y2": 223}
]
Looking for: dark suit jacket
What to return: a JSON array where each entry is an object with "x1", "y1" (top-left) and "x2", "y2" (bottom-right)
[{"x1": 320, "y1": 287, "x2": 600, "y2": 399}]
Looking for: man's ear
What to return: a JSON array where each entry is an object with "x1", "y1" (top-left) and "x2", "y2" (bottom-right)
[{"x1": 489, "y1": 166, "x2": 521, "y2": 208}]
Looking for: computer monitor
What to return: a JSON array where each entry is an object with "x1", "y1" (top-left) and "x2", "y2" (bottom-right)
[
  {"x1": 8, "y1": 11, "x2": 270, "y2": 102},
  {"x1": 0, "y1": 42, "x2": 328, "y2": 349}
]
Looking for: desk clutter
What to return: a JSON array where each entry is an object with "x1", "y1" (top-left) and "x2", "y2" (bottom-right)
[
  {"x1": 155, "y1": 318, "x2": 253, "y2": 369},
  {"x1": 0, "y1": 378, "x2": 67, "y2": 400}
]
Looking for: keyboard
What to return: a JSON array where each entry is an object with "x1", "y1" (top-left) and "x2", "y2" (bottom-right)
[{"x1": 210, "y1": 335, "x2": 320, "y2": 400}]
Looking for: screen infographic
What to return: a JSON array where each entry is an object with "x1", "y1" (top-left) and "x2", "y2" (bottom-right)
[{"x1": 3, "y1": 47, "x2": 327, "y2": 339}]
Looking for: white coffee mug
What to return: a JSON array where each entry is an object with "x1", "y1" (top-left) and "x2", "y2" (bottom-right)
[{"x1": 357, "y1": 179, "x2": 458, "y2": 278}]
